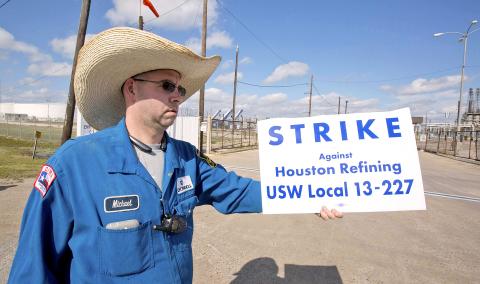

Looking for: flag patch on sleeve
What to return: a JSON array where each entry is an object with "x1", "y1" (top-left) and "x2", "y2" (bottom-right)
[{"x1": 34, "y1": 165, "x2": 56, "y2": 197}]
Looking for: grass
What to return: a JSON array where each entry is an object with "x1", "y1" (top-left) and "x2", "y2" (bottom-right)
[
  {"x1": 0, "y1": 122, "x2": 66, "y2": 143},
  {"x1": 0, "y1": 136, "x2": 59, "y2": 181}
]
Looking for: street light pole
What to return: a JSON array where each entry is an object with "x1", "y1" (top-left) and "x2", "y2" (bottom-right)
[{"x1": 434, "y1": 19, "x2": 478, "y2": 131}]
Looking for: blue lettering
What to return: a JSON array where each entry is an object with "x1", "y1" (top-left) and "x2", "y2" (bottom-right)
[
  {"x1": 269, "y1": 126, "x2": 283, "y2": 145},
  {"x1": 386, "y1": 117, "x2": 402, "y2": 138},
  {"x1": 278, "y1": 185, "x2": 286, "y2": 199},
  {"x1": 356, "y1": 119, "x2": 378, "y2": 139},
  {"x1": 313, "y1": 123, "x2": 332, "y2": 142},
  {"x1": 340, "y1": 121, "x2": 348, "y2": 141},
  {"x1": 290, "y1": 124, "x2": 305, "y2": 144},
  {"x1": 287, "y1": 185, "x2": 303, "y2": 198},
  {"x1": 275, "y1": 166, "x2": 285, "y2": 177},
  {"x1": 266, "y1": 185, "x2": 276, "y2": 199}
]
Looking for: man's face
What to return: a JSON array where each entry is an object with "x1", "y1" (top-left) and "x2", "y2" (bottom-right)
[{"x1": 128, "y1": 69, "x2": 185, "y2": 130}]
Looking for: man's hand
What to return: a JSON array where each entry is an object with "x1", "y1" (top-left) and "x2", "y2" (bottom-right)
[{"x1": 315, "y1": 206, "x2": 343, "y2": 221}]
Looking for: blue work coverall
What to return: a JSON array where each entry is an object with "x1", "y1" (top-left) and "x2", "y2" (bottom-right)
[{"x1": 8, "y1": 118, "x2": 262, "y2": 283}]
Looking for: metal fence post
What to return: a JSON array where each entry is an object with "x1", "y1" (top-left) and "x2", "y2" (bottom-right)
[
  {"x1": 475, "y1": 131, "x2": 480, "y2": 160},
  {"x1": 221, "y1": 119, "x2": 224, "y2": 149},
  {"x1": 248, "y1": 120, "x2": 251, "y2": 146},
  {"x1": 453, "y1": 131, "x2": 457, "y2": 156},
  {"x1": 436, "y1": 129, "x2": 441, "y2": 153},
  {"x1": 468, "y1": 131, "x2": 473, "y2": 159},
  {"x1": 206, "y1": 116, "x2": 212, "y2": 154},
  {"x1": 19, "y1": 117, "x2": 22, "y2": 139},
  {"x1": 424, "y1": 128, "x2": 429, "y2": 151},
  {"x1": 444, "y1": 131, "x2": 448, "y2": 154}
]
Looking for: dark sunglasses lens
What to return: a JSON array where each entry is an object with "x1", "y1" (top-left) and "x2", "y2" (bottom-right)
[
  {"x1": 162, "y1": 81, "x2": 176, "y2": 93},
  {"x1": 178, "y1": 86, "x2": 186, "y2": 96}
]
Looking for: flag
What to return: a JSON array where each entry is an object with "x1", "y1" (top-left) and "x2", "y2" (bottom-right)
[{"x1": 143, "y1": 0, "x2": 159, "y2": 17}]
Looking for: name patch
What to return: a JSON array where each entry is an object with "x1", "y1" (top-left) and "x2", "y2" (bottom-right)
[
  {"x1": 34, "y1": 165, "x2": 56, "y2": 198},
  {"x1": 176, "y1": 176, "x2": 194, "y2": 194},
  {"x1": 104, "y1": 195, "x2": 140, "y2": 213}
]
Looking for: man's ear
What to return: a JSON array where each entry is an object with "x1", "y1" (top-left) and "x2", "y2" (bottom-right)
[{"x1": 123, "y1": 78, "x2": 136, "y2": 105}]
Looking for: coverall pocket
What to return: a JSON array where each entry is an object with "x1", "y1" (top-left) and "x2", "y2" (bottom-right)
[
  {"x1": 98, "y1": 221, "x2": 154, "y2": 277},
  {"x1": 171, "y1": 196, "x2": 198, "y2": 251}
]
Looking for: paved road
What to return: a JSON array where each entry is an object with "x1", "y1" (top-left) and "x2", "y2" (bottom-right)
[{"x1": 1, "y1": 151, "x2": 479, "y2": 283}]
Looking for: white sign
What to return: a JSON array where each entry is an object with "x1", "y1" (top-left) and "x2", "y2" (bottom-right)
[
  {"x1": 258, "y1": 108, "x2": 425, "y2": 214},
  {"x1": 76, "y1": 107, "x2": 96, "y2": 137}
]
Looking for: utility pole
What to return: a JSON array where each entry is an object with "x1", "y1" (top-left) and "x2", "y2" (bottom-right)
[
  {"x1": 337, "y1": 96, "x2": 341, "y2": 114},
  {"x1": 232, "y1": 45, "x2": 239, "y2": 147},
  {"x1": 61, "y1": 0, "x2": 91, "y2": 144},
  {"x1": 344, "y1": 100, "x2": 348, "y2": 114},
  {"x1": 308, "y1": 75, "x2": 313, "y2": 117},
  {"x1": 198, "y1": 0, "x2": 208, "y2": 152},
  {"x1": 232, "y1": 45, "x2": 239, "y2": 123}
]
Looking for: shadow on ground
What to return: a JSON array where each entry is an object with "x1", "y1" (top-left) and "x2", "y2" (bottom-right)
[
  {"x1": 231, "y1": 257, "x2": 342, "y2": 284},
  {"x1": 0, "y1": 185, "x2": 16, "y2": 192}
]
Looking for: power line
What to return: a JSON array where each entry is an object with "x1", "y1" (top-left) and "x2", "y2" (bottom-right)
[
  {"x1": 145, "y1": 0, "x2": 194, "y2": 24},
  {"x1": 236, "y1": 68, "x2": 469, "y2": 91},
  {"x1": 238, "y1": 81, "x2": 308, "y2": 88},
  {"x1": 217, "y1": 1, "x2": 287, "y2": 64},
  {"x1": 0, "y1": 0, "x2": 12, "y2": 9},
  {"x1": 313, "y1": 83, "x2": 337, "y2": 107}
]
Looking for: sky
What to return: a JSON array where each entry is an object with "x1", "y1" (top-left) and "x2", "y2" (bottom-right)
[{"x1": 0, "y1": 0, "x2": 479, "y2": 122}]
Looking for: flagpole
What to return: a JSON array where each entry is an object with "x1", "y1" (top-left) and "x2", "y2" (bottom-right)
[{"x1": 139, "y1": 0, "x2": 143, "y2": 30}]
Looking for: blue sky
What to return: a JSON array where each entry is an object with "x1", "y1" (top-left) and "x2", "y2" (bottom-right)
[{"x1": 0, "y1": 0, "x2": 479, "y2": 122}]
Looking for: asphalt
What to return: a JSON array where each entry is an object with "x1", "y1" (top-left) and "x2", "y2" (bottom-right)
[{"x1": 1, "y1": 150, "x2": 479, "y2": 283}]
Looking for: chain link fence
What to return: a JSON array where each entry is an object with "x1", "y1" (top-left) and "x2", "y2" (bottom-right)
[
  {"x1": 415, "y1": 128, "x2": 479, "y2": 161},
  {"x1": 209, "y1": 118, "x2": 257, "y2": 152},
  {"x1": 0, "y1": 118, "x2": 69, "y2": 144}
]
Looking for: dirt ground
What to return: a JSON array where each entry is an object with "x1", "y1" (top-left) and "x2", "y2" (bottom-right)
[{"x1": 1, "y1": 150, "x2": 479, "y2": 283}]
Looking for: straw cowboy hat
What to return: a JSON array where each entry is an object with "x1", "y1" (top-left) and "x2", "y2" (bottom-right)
[{"x1": 74, "y1": 27, "x2": 221, "y2": 130}]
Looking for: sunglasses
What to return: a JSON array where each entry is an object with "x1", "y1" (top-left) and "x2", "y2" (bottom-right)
[{"x1": 133, "y1": 78, "x2": 187, "y2": 97}]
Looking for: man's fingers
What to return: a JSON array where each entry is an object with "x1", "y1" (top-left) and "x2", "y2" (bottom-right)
[
  {"x1": 323, "y1": 207, "x2": 335, "y2": 219},
  {"x1": 319, "y1": 210, "x2": 329, "y2": 220},
  {"x1": 332, "y1": 209, "x2": 343, "y2": 218},
  {"x1": 316, "y1": 207, "x2": 343, "y2": 220}
]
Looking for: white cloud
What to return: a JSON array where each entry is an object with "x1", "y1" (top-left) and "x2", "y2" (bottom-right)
[
  {"x1": 17, "y1": 77, "x2": 46, "y2": 87},
  {"x1": 0, "y1": 27, "x2": 71, "y2": 77},
  {"x1": 258, "y1": 93, "x2": 288, "y2": 105},
  {"x1": 207, "y1": 31, "x2": 233, "y2": 49},
  {"x1": 0, "y1": 27, "x2": 41, "y2": 60},
  {"x1": 381, "y1": 75, "x2": 462, "y2": 96},
  {"x1": 1, "y1": 87, "x2": 67, "y2": 103},
  {"x1": 185, "y1": 31, "x2": 233, "y2": 53},
  {"x1": 380, "y1": 75, "x2": 468, "y2": 121},
  {"x1": 106, "y1": 0, "x2": 218, "y2": 30},
  {"x1": 50, "y1": 34, "x2": 95, "y2": 59},
  {"x1": 240, "y1": 57, "x2": 252, "y2": 65},
  {"x1": 263, "y1": 61, "x2": 309, "y2": 84},
  {"x1": 214, "y1": 71, "x2": 243, "y2": 84},
  {"x1": 220, "y1": 57, "x2": 251, "y2": 71},
  {"x1": 27, "y1": 62, "x2": 71, "y2": 77},
  {"x1": 221, "y1": 60, "x2": 233, "y2": 70}
]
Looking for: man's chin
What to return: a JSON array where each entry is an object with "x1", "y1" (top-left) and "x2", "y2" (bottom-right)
[{"x1": 160, "y1": 117, "x2": 177, "y2": 128}]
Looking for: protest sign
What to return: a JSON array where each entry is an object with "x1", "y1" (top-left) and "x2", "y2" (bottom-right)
[{"x1": 257, "y1": 108, "x2": 425, "y2": 214}]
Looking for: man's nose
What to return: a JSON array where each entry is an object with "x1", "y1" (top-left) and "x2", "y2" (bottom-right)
[{"x1": 169, "y1": 92, "x2": 182, "y2": 103}]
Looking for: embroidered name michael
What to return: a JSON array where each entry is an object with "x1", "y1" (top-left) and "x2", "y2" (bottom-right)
[{"x1": 112, "y1": 199, "x2": 132, "y2": 208}]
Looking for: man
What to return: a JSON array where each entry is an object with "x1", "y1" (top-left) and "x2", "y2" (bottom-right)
[{"x1": 8, "y1": 27, "x2": 342, "y2": 283}]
